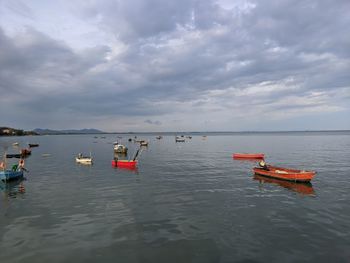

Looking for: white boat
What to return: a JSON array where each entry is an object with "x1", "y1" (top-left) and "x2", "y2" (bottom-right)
[
  {"x1": 113, "y1": 144, "x2": 128, "y2": 154},
  {"x1": 75, "y1": 153, "x2": 93, "y2": 164},
  {"x1": 12, "y1": 142, "x2": 19, "y2": 146}
]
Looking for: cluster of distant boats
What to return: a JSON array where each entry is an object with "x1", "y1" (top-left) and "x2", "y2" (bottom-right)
[
  {"x1": 1, "y1": 136, "x2": 316, "y2": 187},
  {"x1": 0, "y1": 142, "x2": 39, "y2": 181}
]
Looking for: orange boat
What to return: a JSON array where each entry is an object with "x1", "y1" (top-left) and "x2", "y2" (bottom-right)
[
  {"x1": 111, "y1": 160, "x2": 137, "y2": 168},
  {"x1": 253, "y1": 174, "x2": 315, "y2": 195},
  {"x1": 253, "y1": 165, "x2": 316, "y2": 182},
  {"x1": 233, "y1": 153, "x2": 265, "y2": 159}
]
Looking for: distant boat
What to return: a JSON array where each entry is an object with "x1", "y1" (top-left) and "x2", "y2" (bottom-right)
[
  {"x1": 175, "y1": 137, "x2": 185, "y2": 142},
  {"x1": 75, "y1": 153, "x2": 93, "y2": 164},
  {"x1": 28, "y1": 143, "x2": 39, "y2": 147},
  {"x1": 186, "y1": 136, "x2": 192, "y2": 139},
  {"x1": 12, "y1": 142, "x2": 19, "y2": 146},
  {"x1": 233, "y1": 153, "x2": 265, "y2": 159},
  {"x1": 156, "y1": 136, "x2": 162, "y2": 140},
  {"x1": 20, "y1": 148, "x2": 31, "y2": 156},
  {"x1": 5, "y1": 149, "x2": 31, "y2": 158},
  {"x1": 253, "y1": 165, "x2": 316, "y2": 182},
  {"x1": 114, "y1": 143, "x2": 128, "y2": 154},
  {"x1": 128, "y1": 138, "x2": 133, "y2": 142},
  {"x1": 140, "y1": 141, "x2": 149, "y2": 146},
  {"x1": 5, "y1": 154, "x2": 22, "y2": 158}
]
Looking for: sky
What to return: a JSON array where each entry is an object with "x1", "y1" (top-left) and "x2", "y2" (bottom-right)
[{"x1": 0, "y1": 0, "x2": 349, "y2": 132}]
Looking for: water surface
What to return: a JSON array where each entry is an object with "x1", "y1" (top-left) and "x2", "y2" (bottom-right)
[{"x1": 1, "y1": 133, "x2": 350, "y2": 262}]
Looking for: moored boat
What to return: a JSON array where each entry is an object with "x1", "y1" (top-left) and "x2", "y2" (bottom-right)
[
  {"x1": 0, "y1": 170, "x2": 24, "y2": 181},
  {"x1": 175, "y1": 137, "x2": 185, "y2": 142},
  {"x1": 233, "y1": 153, "x2": 265, "y2": 159},
  {"x1": 5, "y1": 153, "x2": 22, "y2": 158},
  {"x1": 253, "y1": 165, "x2": 316, "y2": 182},
  {"x1": 140, "y1": 141, "x2": 149, "y2": 146},
  {"x1": 0, "y1": 160, "x2": 25, "y2": 181},
  {"x1": 114, "y1": 143, "x2": 128, "y2": 153},
  {"x1": 75, "y1": 153, "x2": 93, "y2": 164},
  {"x1": 21, "y1": 148, "x2": 31, "y2": 156},
  {"x1": 28, "y1": 143, "x2": 39, "y2": 147},
  {"x1": 111, "y1": 160, "x2": 137, "y2": 168}
]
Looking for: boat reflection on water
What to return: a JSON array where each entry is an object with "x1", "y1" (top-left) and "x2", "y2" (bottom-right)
[
  {"x1": 253, "y1": 174, "x2": 315, "y2": 196},
  {"x1": 0, "y1": 178, "x2": 26, "y2": 198}
]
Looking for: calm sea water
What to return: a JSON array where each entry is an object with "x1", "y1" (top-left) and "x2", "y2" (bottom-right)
[{"x1": 0, "y1": 133, "x2": 350, "y2": 263}]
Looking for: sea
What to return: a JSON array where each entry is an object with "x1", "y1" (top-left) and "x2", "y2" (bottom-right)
[{"x1": 0, "y1": 132, "x2": 349, "y2": 263}]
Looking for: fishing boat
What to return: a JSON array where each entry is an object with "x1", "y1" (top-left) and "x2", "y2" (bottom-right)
[
  {"x1": 6, "y1": 149, "x2": 32, "y2": 159},
  {"x1": 75, "y1": 153, "x2": 93, "y2": 164},
  {"x1": 111, "y1": 159, "x2": 137, "y2": 168},
  {"x1": 21, "y1": 148, "x2": 31, "y2": 156},
  {"x1": 233, "y1": 153, "x2": 265, "y2": 159},
  {"x1": 5, "y1": 154, "x2": 22, "y2": 158},
  {"x1": 140, "y1": 141, "x2": 148, "y2": 146},
  {"x1": 175, "y1": 137, "x2": 185, "y2": 142},
  {"x1": 253, "y1": 165, "x2": 316, "y2": 182},
  {"x1": 113, "y1": 143, "x2": 128, "y2": 154},
  {"x1": 28, "y1": 143, "x2": 39, "y2": 147},
  {"x1": 0, "y1": 160, "x2": 25, "y2": 181}
]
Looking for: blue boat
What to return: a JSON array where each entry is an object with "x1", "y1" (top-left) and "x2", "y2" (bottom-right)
[{"x1": 0, "y1": 170, "x2": 24, "y2": 181}]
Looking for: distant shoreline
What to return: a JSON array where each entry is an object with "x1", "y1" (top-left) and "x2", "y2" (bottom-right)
[{"x1": 2, "y1": 130, "x2": 348, "y2": 136}]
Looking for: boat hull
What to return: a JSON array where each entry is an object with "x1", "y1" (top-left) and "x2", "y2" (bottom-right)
[
  {"x1": 0, "y1": 170, "x2": 24, "y2": 181},
  {"x1": 253, "y1": 166, "x2": 316, "y2": 182},
  {"x1": 233, "y1": 153, "x2": 265, "y2": 159},
  {"x1": 111, "y1": 160, "x2": 137, "y2": 168},
  {"x1": 75, "y1": 157, "x2": 93, "y2": 164}
]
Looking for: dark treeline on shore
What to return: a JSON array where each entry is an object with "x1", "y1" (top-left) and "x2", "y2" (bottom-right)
[{"x1": 0, "y1": 127, "x2": 38, "y2": 136}]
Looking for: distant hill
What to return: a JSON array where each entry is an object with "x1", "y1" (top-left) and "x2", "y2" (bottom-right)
[{"x1": 34, "y1": 128, "x2": 105, "y2": 135}]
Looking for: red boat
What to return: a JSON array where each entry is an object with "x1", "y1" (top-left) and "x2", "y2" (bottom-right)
[
  {"x1": 111, "y1": 160, "x2": 137, "y2": 168},
  {"x1": 233, "y1": 153, "x2": 265, "y2": 159},
  {"x1": 253, "y1": 165, "x2": 316, "y2": 182}
]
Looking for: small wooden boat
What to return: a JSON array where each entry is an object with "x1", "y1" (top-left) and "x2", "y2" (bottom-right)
[
  {"x1": 6, "y1": 154, "x2": 22, "y2": 158},
  {"x1": 0, "y1": 170, "x2": 24, "y2": 181},
  {"x1": 111, "y1": 160, "x2": 137, "y2": 168},
  {"x1": 0, "y1": 160, "x2": 25, "y2": 181},
  {"x1": 28, "y1": 143, "x2": 39, "y2": 147},
  {"x1": 21, "y1": 148, "x2": 31, "y2": 156},
  {"x1": 140, "y1": 141, "x2": 148, "y2": 146},
  {"x1": 233, "y1": 153, "x2": 265, "y2": 159},
  {"x1": 75, "y1": 153, "x2": 93, "y2": 164},
  {"x1": 253, "y1": 165, "x2": 316, "y2": 182}
]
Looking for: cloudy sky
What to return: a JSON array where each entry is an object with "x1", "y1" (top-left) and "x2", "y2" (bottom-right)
[{"x1": 0, "y1": 0, "x2": 349, "y2": 132}]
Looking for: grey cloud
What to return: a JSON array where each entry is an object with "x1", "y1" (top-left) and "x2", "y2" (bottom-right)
[{"x1": 1, "y1": 0, "x2": 350, "y2": 130}]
